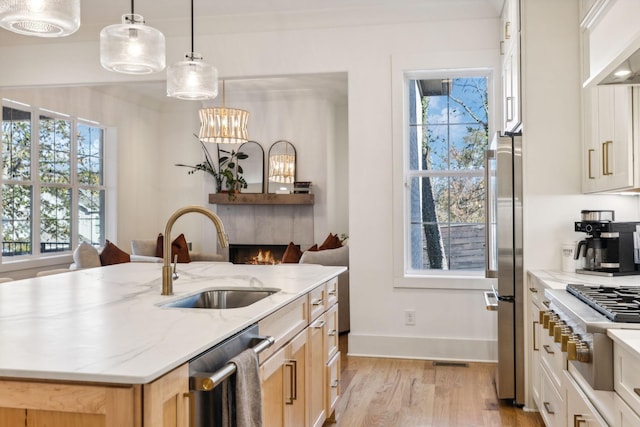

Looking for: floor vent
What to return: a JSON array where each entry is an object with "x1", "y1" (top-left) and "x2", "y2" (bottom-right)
[{"x1": 432, "y1": 361, "x2": 469, "y2": 368}]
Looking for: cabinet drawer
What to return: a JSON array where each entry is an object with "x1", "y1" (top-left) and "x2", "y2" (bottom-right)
[
  {"x1": 540, "y1": 365, "x2": 565, "y2": 427},
  {"x1": 326, "y1": 351, "x2": 341, "y2": 418},
  {"x1": 614, "y1": 393, "x2": 640, "y2": 426},
  {"x1": 540, "y1": 326, "x2": 565, "y2": 392},
  {"x1": 527, "y1": 272, "x2": 550, "y2": 308},
  {"x1": 326, "y1": 276, "x2": 338, "y2": 307},
  {"x1": 325, "y1": 303, "x2": 339, "y2": 361},
  {"x1": 309, "y1": 284, "x2": 326, "y2": 321},
  {"x1": 614, "y1": 342, "x2": 640, "y2": 416},
  {"x1": 258, "y1": 295, "x2": 308, "y2": 362}
]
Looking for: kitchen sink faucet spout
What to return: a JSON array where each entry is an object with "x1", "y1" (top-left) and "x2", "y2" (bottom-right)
[{"x1": 162, "y1": 205, "x2": 229, "y2": 295}]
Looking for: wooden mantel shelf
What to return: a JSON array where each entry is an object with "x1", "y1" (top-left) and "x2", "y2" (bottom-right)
[{"x1": 208, "y1": 193, "x2": 314, "y2": 205}]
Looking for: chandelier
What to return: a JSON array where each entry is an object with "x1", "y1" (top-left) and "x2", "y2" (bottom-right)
[
  {"x1": 100, "y1": 0, "x2": 165, "y2": 74},
  {"x1": 0, "y1": 0, "x2": 80, "y2": 37},
  {"x1": 198, "y1": 81, "x2": 249, "y2": 144}
]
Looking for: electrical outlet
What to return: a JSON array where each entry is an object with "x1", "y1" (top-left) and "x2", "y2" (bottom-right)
[{"x1": 405, "y1": 309, "x2": 416, "y2": 326}]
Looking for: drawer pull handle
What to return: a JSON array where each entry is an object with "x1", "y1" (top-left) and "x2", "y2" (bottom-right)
[
  {"x1": 529, "y1": 287, "x2": 538, "y2": 293},
  {"x1": 542, "y1": 300, "x2": 550, "y2": 308},
  {"x1": 634, "y1": 388, "x2": 640, "y2": 397},
  {"x1": 331, "y1": 379, "x2": 339, "y2": 388},
  {"x1": 543, "y1": 345, "x2": 554, "y2": 355},
  {"x1": 532, "y1": 321, "x2": 539, "y2": 351},
  {"x1": 574, "y1": 414, "x2": 586, "y2": 427},
  {"x1": 543, "y1": 402, "x2": 555, "y2": 415},
  {"x1": 328, "y1": 329, "x2": 337, "y2": 337},
  {"x1": 328, "y1": 289, "x2": 337, "y2": 296},
  {"x1": 313, "y1": 320, "x2": 326, "y2": 329},
  {"x1": 313, "y1": 298, "x2": 324, "y2": 306}
]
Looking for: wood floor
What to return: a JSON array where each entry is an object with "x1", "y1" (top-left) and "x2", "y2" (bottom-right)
[{"x1": 325, "y1": 334, "x2": 545, "y2": 427}]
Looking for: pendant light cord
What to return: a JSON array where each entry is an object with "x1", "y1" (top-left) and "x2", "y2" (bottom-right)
[
  {"x1": 190, "y1": 0, "x2": 195, "y2": 53},
  {"x1": 131, "y1": 0, "x2": 135, "y2": 14}
]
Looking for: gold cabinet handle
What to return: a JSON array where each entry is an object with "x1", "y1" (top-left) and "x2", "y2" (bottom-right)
[
  {"x1": 543, "y1": 344, "x2": 554, "y2": 355},
  {"x1": 313, "y1": 320, "x2": 326, "y2": 329},
  {"x1": 588, "y1": 149, "x2": 595, "y2": 179},
  {"x1": 328, "y1": 289, "x2": 337, "y2": 296},
  {"x1": 634, "y1": 388, "x2": 640, "y2": 397},
  {"x1": 532, "y1": 321, "x2": 539, "y2": 351},
  {"x1": 328, "y1": 329, "x2": 337, "y2": 337},
  {"x1": 574, "y1": 414, "x2": 586, "y2": 427},
  {"x1": 284, "y1": 359, "x2": 298, "y2": 404},
  {"x1": 331, "y1": 379, "x2": 340, "y2": 388},
  {"x1": 505, "y1": 21, "x2": 511, "y2": 39},
  {"x1": 500, "y1": 40, "x2": 505, "y2": 55},
  {"x1": 602, "y1": 140, "x2": 613, "y2": 175},
  {"x1": 312, "y1": 298, "x2": 324, "y2": 306},
  {"x1": 543, "y1": 402, "x2": 555, "y2": 415}
]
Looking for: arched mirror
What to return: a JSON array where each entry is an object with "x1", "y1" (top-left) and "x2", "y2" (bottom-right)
[
  {"x1": 238, "y1": 141, "x2": 264, "y2": 193},
  {"x1": 268, "y1": 140, "x2": 296, "y2": 194}
]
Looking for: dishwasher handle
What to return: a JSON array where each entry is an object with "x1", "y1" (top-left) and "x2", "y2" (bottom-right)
[{"x1": 191, "y1": 335, "x2": 275, "y2": 392}]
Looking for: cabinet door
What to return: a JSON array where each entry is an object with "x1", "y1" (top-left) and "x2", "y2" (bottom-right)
[
  {"x1": 540, "y1": 366, "x2": 566, "y2": 427},
  {"x1": 565, "y1": 371, "x2": 608, "y2": 427},
  {"x1": 325, "y1": 303, "x2": 339, "y2": 362},
  {"x1": 614, "y1": 393, "x2": 640, "y2": 426},
  {"x1": 284, "y1": 330, "x2": 307, "y2": 427},
  {"x1": 0, "y1": 379, "x2": 138, "y2": 427},
  {"x1": 262, "y1": 346, "x2": 286, "y2": 427},
  {"x1": 143, "y1": 364, "x2": 190, "y2": 427},
  {"x1": 325, "y1": 351, "x2": 341, "y2": 421},
  {"x1": 308, "y1": 314, "x2": 327, "y2": 427},
  {"x1": 529, "y1": 299, "x2": 542, "y2": 408},
  {"x1": 582, "y1": 86, "x2": 601, "y2": 192}
]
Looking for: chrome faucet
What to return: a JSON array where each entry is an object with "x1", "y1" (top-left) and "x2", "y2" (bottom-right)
[{"x1": 162, "y1": 205, "x2": 229, "y2": 295}]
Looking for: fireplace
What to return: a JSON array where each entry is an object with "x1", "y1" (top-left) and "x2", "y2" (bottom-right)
[{"x1": 228, "y1": 244, "x2": 296, "y2": 265}]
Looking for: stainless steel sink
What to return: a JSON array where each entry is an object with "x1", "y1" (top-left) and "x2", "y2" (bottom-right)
[{"x1": 161, "y1": 288, "x2": 280, "y2": 309}]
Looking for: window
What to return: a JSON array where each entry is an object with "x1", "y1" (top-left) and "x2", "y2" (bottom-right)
[
  {"x1": 405, "y1": 74, "x2": 489, "y2": 276},
  {"x1": 1, "y1": 100, "x2": 106, "y2": 260}
]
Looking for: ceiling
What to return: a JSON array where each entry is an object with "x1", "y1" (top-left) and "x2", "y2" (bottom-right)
[{"x1": 0, "y1": 0, "x2": 503, "y2": 106}]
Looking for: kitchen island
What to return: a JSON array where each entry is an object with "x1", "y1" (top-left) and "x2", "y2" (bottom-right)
[{"x1": 0, "y1": 261, "x2": 346, "y2": 426}]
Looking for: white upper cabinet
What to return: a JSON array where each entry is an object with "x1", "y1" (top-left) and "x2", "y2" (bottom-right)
[
  {"x1": 581, "y1": 0, "x2": 640, "y2": 86},
  {"x1": 501, "y1": 0, "x2": 521, "y2": 132}
]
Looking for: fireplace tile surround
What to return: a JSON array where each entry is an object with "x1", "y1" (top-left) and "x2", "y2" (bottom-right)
[{"x1": 215, "y1": 204, "x2": 315, "y2": 258}]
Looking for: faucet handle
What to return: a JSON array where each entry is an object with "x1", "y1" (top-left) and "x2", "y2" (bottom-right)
[{"x1": 172, "y1": 254, "x2": 179, "y2": 280}]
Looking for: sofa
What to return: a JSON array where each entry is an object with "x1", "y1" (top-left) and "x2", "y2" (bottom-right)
[{"x1": 299, "y1": 245, "x2": 350, "y2": 333}]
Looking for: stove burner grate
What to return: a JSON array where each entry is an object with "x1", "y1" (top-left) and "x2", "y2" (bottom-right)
[{"x1": 566, "y1": 284, "x2": 640, "y2": 323}]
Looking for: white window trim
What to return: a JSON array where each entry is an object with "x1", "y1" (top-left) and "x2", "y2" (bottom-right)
[
  {"x1": 391, "y1": 51, "x2": 500, "y2": 290},
  {"x1": 0, "y1": 99, "x2": 116, "y2": 270}
]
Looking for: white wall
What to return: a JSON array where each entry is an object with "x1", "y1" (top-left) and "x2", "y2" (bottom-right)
[{"x1": 3, "y1": 10, "x2": 629, "y2": 361}]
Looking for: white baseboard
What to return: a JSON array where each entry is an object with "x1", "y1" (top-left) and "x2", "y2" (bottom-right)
[{"x1": 347, "y1": 333, "x2": 498, "y2": 363}]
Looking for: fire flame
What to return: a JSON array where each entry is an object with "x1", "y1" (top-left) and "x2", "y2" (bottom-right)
[{"x1": 252, "y1": 249, "x2": 278, "y2": 265}]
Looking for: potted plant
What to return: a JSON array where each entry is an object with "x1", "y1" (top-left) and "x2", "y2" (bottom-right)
[{"x1": 176, "y1": 135, "x2": 248, "y2": 200}]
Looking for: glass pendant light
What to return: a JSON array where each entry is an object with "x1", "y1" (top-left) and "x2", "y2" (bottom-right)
[
  {"x1": 0, "y1": 0, "x2": 80, "y2": 37},
  {"x1": 166, "y1": 0, "x2": 217, "y2": 100},
  {"x1": 100, "y1": 0, "x2": 165, "y2": 75},
  {"x1": 199, "y1": 81, "x2": 249, "y2": 144}
]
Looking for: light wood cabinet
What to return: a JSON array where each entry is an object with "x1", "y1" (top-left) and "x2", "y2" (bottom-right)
[
  {"x1": 143, "y1": 364, "x2": 190, "y2": 427},
  {"x1": 259, "y1": 278, "x2": 341, "y2": 427},
  {"x1": 0, "y1": 379, "x2": 140, "y2": 427}
]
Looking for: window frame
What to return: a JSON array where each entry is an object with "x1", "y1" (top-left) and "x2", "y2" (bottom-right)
[
  {"x1": 391, "y1": 53, "x2": 498, "y2": 290},
  {"x1": 1, "y1": 99, "x2": 110, "y2": 268}
]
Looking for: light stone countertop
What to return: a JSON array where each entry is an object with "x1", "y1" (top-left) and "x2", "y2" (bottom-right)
[{"x1": 0, "y1": 262, "x2": 346, "y2": 384}]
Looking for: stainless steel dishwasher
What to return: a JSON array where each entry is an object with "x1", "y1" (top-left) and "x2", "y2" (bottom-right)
[{"x1": 188, "y1": 324, "x2": 274, "y2": 427}]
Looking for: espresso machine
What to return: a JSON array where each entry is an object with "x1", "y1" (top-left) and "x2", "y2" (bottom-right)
[{"x1": 574, "y1": 210, "x2": 640, "y2": 276}]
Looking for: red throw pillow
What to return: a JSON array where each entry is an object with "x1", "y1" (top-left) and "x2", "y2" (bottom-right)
[
  {"x1": 156, "y1": 233, "x2": 191, "y2": 263},
  {"x1": 318, "y1": 233, "x2": 342, "y2": 250},
  {"x1": 307, "y1": 244, "x2": 319, "y2": 252},
  {"x1": 100, "y1": 240, "x2": 131, "y2": 266},
  {"x1": 282, "y1": 242, "x2": 303, "y2": 263}
]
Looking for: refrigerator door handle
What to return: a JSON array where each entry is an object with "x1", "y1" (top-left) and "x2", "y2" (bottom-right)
[
  {"x1": 484, "y1": 289, "x2": 498, "y2": 311},
  {"x1": 484, "y1": 149, "x2": 498, "y2": 278}
]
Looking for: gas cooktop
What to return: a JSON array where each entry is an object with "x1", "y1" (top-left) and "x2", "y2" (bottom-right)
[{"x1": 567, "y1": 283, "x2": 640, "y2": 323}]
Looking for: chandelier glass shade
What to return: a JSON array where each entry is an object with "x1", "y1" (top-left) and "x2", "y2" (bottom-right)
[
  {"x1": 199, "y1": 107, "x2": 249, "y2": 144},
  {"x1": 166, "y1": 0, "x2": 217, "y2": 100},
  {"x1": 100, "y1": 13, "x2": 166, "y2": 75},
  {"x1": 268, "y1": 154, "x2": 296, "y2": 183},
  {"x1": 166, "y1": 53, "x2": 218, "y2": 100},
  {"x1": 0, "y1": 0, "x2": 80, "y2": 37}
]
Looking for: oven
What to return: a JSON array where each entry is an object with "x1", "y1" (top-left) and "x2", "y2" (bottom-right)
[{"x1": 544, "y1": 284, "x2": 640, "y2": 392}]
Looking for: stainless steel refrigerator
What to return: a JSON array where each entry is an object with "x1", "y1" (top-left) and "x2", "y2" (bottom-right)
[{"x1": 484, "y1": 131, "x2": 524, "y2": 406}]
